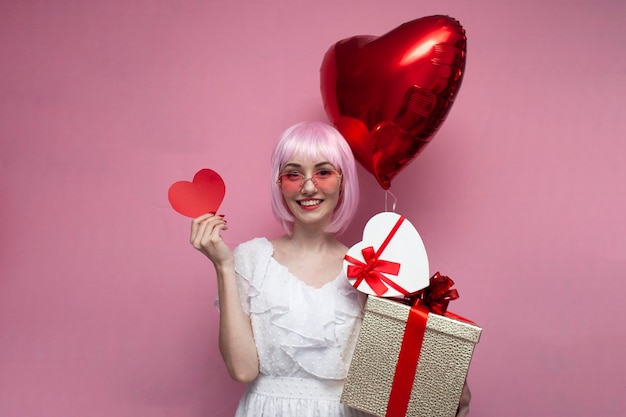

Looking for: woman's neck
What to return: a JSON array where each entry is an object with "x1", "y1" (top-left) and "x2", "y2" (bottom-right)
[{"x1": 282, "y1": 224, "x2": 340, "y2": 253}]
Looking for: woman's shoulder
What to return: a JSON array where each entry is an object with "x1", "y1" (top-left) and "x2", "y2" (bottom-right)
[
  {"x1": 233, "y1": 237, "x2": 274, "y2": 272},
  {"x1": 236, "y1": 236, "x2": 270, "y2": 250},
  {"x1": 234, "y1": 237, "x2": 273, "y2": 258}
]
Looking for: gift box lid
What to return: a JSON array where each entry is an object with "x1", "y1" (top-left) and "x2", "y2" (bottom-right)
[{"x1": 365, "y1": 296, "x2": 482, "y2": 344}]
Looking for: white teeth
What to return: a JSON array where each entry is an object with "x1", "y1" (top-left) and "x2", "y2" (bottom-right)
[{"x1": 300, "y1": 200, "x2": 322, "y2": 206}]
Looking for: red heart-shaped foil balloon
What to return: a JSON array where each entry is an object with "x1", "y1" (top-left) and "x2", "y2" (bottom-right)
[
  {"x1": 320, "y1": 15, "x2": 467, "y2": 189},
  {"x1": 168, "y1": 169, "x2": 225, "y2": 218}
]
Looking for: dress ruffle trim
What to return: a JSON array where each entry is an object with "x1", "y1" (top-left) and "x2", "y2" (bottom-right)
[{"x1": 235, "y1": 238, "x2": 365, "y2": 380}]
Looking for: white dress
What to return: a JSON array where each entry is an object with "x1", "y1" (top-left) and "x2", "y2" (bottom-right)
[{"x1": 229, "y1": 237, "x2": 372, "y2": 417}]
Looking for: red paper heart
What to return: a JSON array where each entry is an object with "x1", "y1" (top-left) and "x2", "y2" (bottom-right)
[
  {"x1": 320, "y1": 15, "x2": 466, "y2": 189},
  {"x1": 168, "y1": 169, "x2": 225, "y2": 218}
]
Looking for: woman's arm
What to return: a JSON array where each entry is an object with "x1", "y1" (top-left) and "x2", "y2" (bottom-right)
[{"x1": 190, "y1": 213, "x2": 259, "y2": 383}]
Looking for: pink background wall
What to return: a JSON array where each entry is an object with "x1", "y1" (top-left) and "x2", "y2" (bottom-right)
[{"x1": 1, "y1": 1, "x2": 625, "y2": 416}]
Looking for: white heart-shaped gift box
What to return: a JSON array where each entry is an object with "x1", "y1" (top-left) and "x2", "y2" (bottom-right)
[{"x1": 344, "y1": 212, "x2": 430, "y2": 297}]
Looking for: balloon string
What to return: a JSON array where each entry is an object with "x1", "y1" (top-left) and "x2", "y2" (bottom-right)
[{"x1": 385, "y1": 190, "x2": 398, "y2": 212}]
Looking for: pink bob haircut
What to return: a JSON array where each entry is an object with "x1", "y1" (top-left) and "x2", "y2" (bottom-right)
[{"x1": 270, "y1": 121, "x2": 359, "y2": 235}]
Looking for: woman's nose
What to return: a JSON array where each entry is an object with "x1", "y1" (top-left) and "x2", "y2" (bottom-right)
[{"x1": 300, "y1": 177, "x2": 317, "y2": 193}]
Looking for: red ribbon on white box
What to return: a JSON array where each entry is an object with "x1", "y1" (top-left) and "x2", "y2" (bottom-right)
[
  {"x1": 344, "y1": 215, "x2": 411, "y2": 296},
  {"x1": 344, "y1": 212, "x2": 430, "y2": 297}
]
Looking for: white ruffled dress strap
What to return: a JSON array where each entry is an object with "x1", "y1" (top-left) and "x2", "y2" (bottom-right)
[{"x1": 232, "y1": 237, "x2": 274, "y2": 314}]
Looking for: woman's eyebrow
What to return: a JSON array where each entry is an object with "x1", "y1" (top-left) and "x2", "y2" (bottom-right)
[
  {"x1": 281, "y1": 163, "x2": 302, "y2": 170},
  {"x1": 282, "y1": 161, "x2": 334, "y2": 170}
]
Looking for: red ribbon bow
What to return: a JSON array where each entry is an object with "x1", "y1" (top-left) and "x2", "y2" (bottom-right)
[
  {"x1": 345, "y1": 247, "x2": 402, "y2": 296},
  {"x1": 413, "y1": 272, "x2": 459, "y2": 315},
  {"x1": 344, "y1": 216, "x2": 410, "y2": 296}
]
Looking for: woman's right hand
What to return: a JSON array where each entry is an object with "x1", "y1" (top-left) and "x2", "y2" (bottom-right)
[{"x1": 190, "y1": 213, "x2": 234, "y2": 267}]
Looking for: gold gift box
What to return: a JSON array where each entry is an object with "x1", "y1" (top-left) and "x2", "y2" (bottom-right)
[{"x1": 341, "y1": 296, "x2": 482, "y2": 417}]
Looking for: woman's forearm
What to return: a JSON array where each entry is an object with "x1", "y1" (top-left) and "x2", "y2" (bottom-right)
[{"x1": 215, "y1": 263, "x2": 259, "y2": 383}]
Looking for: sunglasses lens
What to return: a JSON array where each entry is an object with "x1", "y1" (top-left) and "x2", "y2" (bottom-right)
[
  {"x1": 313, "y1": 171, "x2": 335, "y2": 186},
  {"x1": 278, "y1": 170, "x2": 340, "y2": 191},
  {"x1": 278, "y1": 173, "x2": 302, "y2": 191}
]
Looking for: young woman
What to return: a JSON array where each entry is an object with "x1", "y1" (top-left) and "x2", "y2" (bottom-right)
[{"x1": 190, "y1": 121, "x2": 471, "y2": 416}]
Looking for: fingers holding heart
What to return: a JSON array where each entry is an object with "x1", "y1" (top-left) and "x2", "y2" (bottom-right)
[{"x1": 190, "y1": 214, "x2": 233, "y2": 264}]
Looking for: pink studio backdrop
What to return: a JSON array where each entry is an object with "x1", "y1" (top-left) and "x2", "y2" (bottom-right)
[{"x1": 1, "y1": 1, "x2": 625, "y2": 416}]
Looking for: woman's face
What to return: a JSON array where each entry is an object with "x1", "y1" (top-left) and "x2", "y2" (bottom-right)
[{"x1": 276, "y1": 156, "x2": 342, "y2": 230}]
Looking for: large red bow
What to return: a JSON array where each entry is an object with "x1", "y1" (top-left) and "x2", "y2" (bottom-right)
[{"x1": 414, "y1": 272, "x2": 459, "y2": 315}]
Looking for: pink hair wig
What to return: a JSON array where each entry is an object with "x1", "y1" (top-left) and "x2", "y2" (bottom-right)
[{"x1": 270, "y1": 121, "x2": 359, "y2": 235}]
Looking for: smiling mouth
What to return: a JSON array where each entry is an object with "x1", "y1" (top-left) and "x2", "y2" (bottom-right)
[{"x1": 298, "y1": 199, "x2": 323, "y2": 207}]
